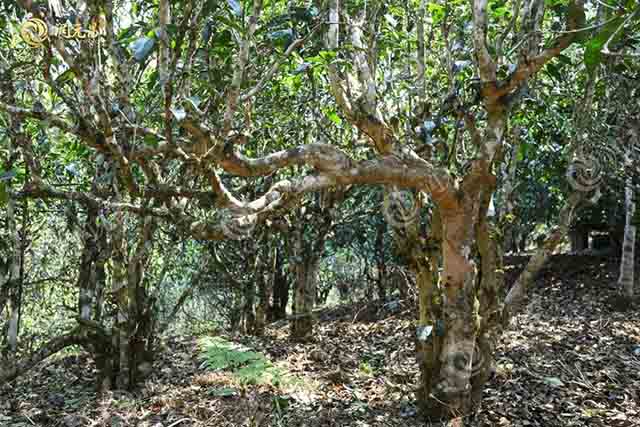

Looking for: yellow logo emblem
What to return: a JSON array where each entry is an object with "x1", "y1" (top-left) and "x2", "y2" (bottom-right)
[
  {"x1": 20, "y1": 18, "x2": 49, "y2": 48},
  {"x1": 20, "y1": 16, "x2": 106, "y2": 48}
]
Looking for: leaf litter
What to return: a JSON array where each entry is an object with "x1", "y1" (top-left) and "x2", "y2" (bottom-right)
[{"x1": 1, "y1": 254, "x2": 639, "y2": 426}]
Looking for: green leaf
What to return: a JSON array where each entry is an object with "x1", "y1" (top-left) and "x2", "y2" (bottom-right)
[
  {"x1": 545, "y1": 62, "x2": 562, "y2": 81},
  {"x1": 171, "y1": 107, "x2": 186, "y2": 121},
  {"x1": 211, "y1": 387, "x2": 238, "y2": 397},
  {"x1": 55, "y1": 69, "x2": 76, "y2": 84},
  {"x1": 583, "y1": 17, "x2": 624, "y2": 74},
  {"x1": 327, "y1": 111, "x2": 342, "y2": 126},
  {"x1": 557, "y1": 54, "x2": 572, "y2": 65},
  {"x1": 0, "y1": 170, "x2": 16, "y2": 181},
  {"x1": 144, "y1": 134, "x2": 159, "y2": 147},
  {"x1": 427, "y1": 3, "x2": 446, "y2": 25},
  {"x1": 516, "y1": 141, "x2": 528, "y2": 162},
  {"x1": 269, "y1": 29, "x2": 294, "y2": 49},
  {"x1": 543, "y1": 377, "x2": 565, "y2": 387},
  {"x1": 492, "y1": 6, "x2": 509, "y2": 18},
  {"x1": 584, "y1": 39, "x2": 603, "y2": 73},
  {"x1": 227, "y1": 0, "x2": 242, "y2": 17},
  {"x1": 317, "y1": 50, "x2": 337, "y2": 63},
  {"x1": 129, "y1": 36, "x2": 156, "y2": 63},
  {"x1": 146, "y1": 70, "x2": 159, "y2": 92}
]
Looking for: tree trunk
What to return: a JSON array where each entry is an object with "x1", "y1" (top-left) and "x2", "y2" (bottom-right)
[
  {"x1": 500, "y1": 126, "x2": 521, "y2": 255},
  {"x1": 4, "y1": 195, "x2": 21, "y2": 353},
  {"x1": 290, "y1": 256, "x2": 319, "y2": 340},
  {"x1": 288, "y1": 205, "x2": 332, "y2": 339},
  {"x1": 569, "y1": 226, "x2": 588, "y2": 252},
  {"x1": 415, "y1": 257, "x2": 444, "y2": 415},
  {"x1": 255, "y1": 270, "x2": 267, "y2": 335},
  {"x1": 111, "y1": 210, "x2": 130, "y2": 389},
  {"x1": 618, "y1": 123, "x2": 638, "y2": 302},
  {"x1": 125, "y1": 216, "x2": 156, "y2": 387},
  {"x1": 420, "y1": 208, "x2": 480, "y2": 420},
  {"x1": 0, "y1": 328, "x2": 86, "y2": 384},
  {"x1": 243, "y1": 280, "x2": 256, "y2": 334},
  {"x1": 78, "y1": 206, "x2": 100, "y2": 322},
  {"x1": 271, "y1": 247, "x2": 289, "y2": 321},
  {"x1": 375, "y1": 219, "x2": 387, "y2": 301},
  {"x1": 618, "y1": 183, "x2": 636, "y2": 299},
  {"x1": 471, "y1": 190, "x2": 502, "y2": 407},
  {"x1": 255, "y1": 241, "x2": 274, "y2": 335},
  {"x1": 1, "y1": 62, "x2": 22, "y2": 354},
  {"x1": 503, "y1": 192, "x2": 584, "y2": 323}
]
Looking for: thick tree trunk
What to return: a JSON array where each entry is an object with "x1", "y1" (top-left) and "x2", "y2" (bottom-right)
[
  {"x1": 422, "y1": 209, "x2": 480, "y2": 420},
  {"x1": 471, "y1": 190, "x2": 502, "y2": 407},
  {"x1": 290, "y1": 256, "x2": 319, "y2": 340},
  {"x1": 415, "y1": 258, "x2": 444, "y2": 414},
  {"x1": 255, "y1": 273, "x2": 266, "y2": 335},
  {"x1": 288, "y1": 206, "x2": 331, "y2": 339},
  {"x1": 1, "y1": 64, "x2": 22, "y2": 354},
  {"x1": 126, "y1": 216, "x2": 156, "y2": 387}
]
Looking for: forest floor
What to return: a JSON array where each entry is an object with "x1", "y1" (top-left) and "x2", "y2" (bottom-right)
[{"x1": 1, "y1": 255, "x2": 640, "y2": 427}]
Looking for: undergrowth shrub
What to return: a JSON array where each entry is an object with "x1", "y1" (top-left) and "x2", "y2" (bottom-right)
[{"x1": 199, "y1": 336, "x2": 295, "y2": 387}]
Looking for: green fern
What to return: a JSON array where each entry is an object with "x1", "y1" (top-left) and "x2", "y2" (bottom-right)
[{"x1": 199, "y1": 337, "x2": 291, "y2": 387}]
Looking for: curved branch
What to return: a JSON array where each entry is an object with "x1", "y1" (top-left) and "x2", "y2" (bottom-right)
[
  {"x1": 0, "y1": 327, "x2": 86, "y2": 384},
  {"x1": 472, "y1": 0, "x2": 497, "y2": 85},
  {"x1": 495, "y1": 0, "x2": 586, "y2": 100},
  {"x1": 0, "y1": 102, "x2": 78, "y2": 136},
  {"x1": 217, "y1": 143, "x2": 352, "y2": 176}
]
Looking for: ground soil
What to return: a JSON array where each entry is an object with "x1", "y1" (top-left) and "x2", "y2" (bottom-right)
[{"x1": 1, "y1": 255, "x2": 639, "y2": 427}]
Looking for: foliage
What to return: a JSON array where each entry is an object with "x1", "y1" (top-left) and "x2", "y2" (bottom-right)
[{"x1": 199, "y1": 336, "x2": 294, "y2": 387}]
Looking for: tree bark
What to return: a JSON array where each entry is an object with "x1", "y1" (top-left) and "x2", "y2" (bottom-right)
[
  {"x1": 243, "y1": 278, "x2": 256, "y2": 334},
  {"x1": 110, "y1": 210, "x2": 130, "y2": 389},
  {"x1": 0, "y1": 328, "x2": 85, "y2": 384},
  {"x1": 503, "y1": 192, "x2": 584, "y2": 323},
  {"x1": 618, "y1": 122, "x2": 638, "y2": 301},
  {"x1": 271, "y1": 246, "x2": 289, "y2": 321},
  {"x1": 375, "y1": 219, "x2": 387, "y2": 301},
  {"x1": 290, "y1": 254, "x2": 319, "y2": 340},
  {"x1": 255, "y1": 241, "x2": 273, "y2": 335},
  {"x1": 423, "y1": 207, "x2": 480, "y2": 419}
]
